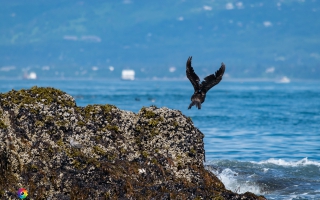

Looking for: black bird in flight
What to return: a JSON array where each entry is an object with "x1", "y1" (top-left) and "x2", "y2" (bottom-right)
[{"x1": 186, "y1": 56, "x2": 225, "y2": 109}]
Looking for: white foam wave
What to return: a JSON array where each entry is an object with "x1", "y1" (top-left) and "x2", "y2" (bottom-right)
[
  {"x1": 211, "y1": 168, "x2": 264, "y2": 195},
  {"x1": 253, "y1": 157, "x2": 320, "y2": 167}
]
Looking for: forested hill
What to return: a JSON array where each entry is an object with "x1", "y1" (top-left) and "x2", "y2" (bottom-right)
[{"x1": 1, "y1": 0, "x2": 319, "y2": 80}]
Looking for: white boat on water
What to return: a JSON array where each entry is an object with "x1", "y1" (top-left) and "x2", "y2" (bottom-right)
[
  {"x1": 276, "y1": 76, "x2": 290, "y2": 83},
  {"x1": 121, "y1": 69, "x2": 135, "y2": 80},
  {"x1": 23, "y1": 72, "x2": 37, "y2": 80}
]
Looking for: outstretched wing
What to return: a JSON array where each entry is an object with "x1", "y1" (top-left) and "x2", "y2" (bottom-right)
[
  {"x1": 186, "y1": 56, "x2": 200, "y2": 92},
  {"x1": 200, "y1": 62, "x2": 225, "y2": 94}
]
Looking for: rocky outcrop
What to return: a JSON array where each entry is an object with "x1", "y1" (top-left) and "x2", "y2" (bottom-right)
[{"x1": 0, "y1": 87, "x2": 266, "y2": 199}]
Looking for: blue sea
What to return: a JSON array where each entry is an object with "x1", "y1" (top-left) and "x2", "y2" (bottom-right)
[{"x1": 1, "y1": 79, "x2": 320, "y2": 200}]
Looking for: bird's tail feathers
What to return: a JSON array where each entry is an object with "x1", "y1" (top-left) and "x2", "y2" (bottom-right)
[{"x1": 196, "y1": 101, "x2": 201, "y2": 109}]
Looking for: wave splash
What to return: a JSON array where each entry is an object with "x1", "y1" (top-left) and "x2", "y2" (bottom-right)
[{"x1": 214, "y1": 168, "x2": 264, "y2": 194}]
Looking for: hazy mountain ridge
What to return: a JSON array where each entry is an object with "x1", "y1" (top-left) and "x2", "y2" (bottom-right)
[{"x1": 1, "y1": 0, "x2": 319, "y2": 80}]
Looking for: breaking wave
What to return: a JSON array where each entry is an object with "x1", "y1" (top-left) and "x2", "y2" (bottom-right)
[
  {"x1": 253, "y1": 157, "x2": 320, "y2": 167},
  {"x1": 206, "y1": 158, "x2": 320, "y2": 199}
]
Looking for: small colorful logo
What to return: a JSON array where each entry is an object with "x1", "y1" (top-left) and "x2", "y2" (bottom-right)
[{"x1": 17, "y1": 188, "x2": 28, "y2": 199}]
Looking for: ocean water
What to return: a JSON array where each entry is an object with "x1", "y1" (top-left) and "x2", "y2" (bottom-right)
[{"x1": 1, "y1": 79, "x2": 320, "y2": 199}]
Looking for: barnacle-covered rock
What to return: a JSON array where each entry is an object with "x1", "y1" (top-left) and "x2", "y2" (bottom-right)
[{"x1": 0, "y1": 87, "x2": 266, "y2": 199}]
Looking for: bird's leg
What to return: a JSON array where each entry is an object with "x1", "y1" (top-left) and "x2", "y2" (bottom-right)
[{"x1": 188, "y1": 101, "x2": 195, "y2": 109}]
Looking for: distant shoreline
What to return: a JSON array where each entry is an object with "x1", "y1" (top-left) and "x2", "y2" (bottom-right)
[{"x1": 0, "y1": 77, "x2": 319, "y2": 83}]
